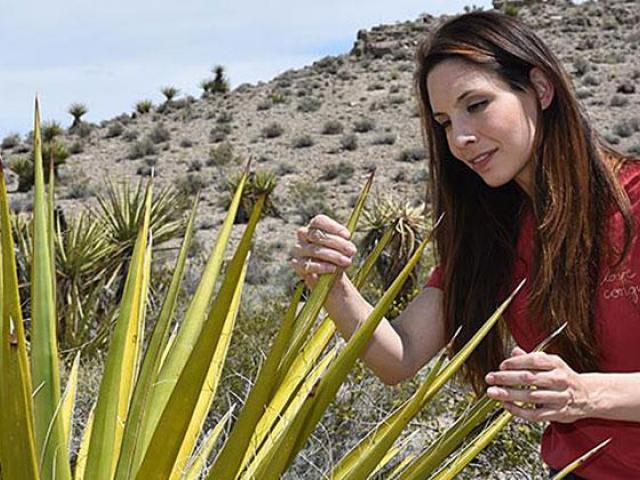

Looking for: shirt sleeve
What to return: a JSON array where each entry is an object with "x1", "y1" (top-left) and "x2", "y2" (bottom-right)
[{"x1": 424, "y1": 265, "x2": 444, "y2": 290}]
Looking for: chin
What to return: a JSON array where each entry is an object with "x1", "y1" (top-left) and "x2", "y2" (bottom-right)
[{"x1": 480, "y1": 172, "x2": 513, "y2": 189}]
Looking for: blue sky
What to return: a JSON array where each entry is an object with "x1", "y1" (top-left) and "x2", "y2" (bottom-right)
[{"x1": 0, "y1": 0, "x2": 494, "y2": 139}]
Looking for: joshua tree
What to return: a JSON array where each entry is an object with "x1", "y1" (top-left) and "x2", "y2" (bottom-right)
[
  {"x1": 201, "y1": 65, "x2": 230, "y2": 96},
  {"x1": 135, "y1": 99, "x2": 153, "y2": 115},
  {"x1": 68, "y1": 103, "x2": 88, "y2": 129},
  {"x1": 161, "y1": 86, "x2": 180, "y2": 102}
]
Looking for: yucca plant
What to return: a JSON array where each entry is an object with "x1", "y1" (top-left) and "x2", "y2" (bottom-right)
[
  {"x1": 161, "y1": 86, "x2": 180, "y2": 103},
  {"x1": 135, "y1": 100, "x2": 153, "y2": 115},
  {"x1": 0, "y1": 100, "x2": 599, "y2": 480},
  {"x1": 360, "y1": 194, "x2": 427, "y2": 304},
  {"x1": 223, "y1": 169, "x2": 279, "y2": 223},
  {"x1": 68, "y1": 103, "x2": 88, "y2": 129},
  {"x1": 10, "y1": 178, "x2": 187, "y2": 352}
]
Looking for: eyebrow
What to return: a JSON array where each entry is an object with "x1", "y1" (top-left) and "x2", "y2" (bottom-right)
[{"x1": 432, "y1": 90, "x2": 477, "y2": 117}]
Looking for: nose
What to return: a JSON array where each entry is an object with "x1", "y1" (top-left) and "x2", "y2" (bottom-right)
[{"x1": 450, "y1": 121, "x2": 477, "y2": 150}]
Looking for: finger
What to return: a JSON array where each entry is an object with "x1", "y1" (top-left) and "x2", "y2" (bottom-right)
[
  {"x1": 487, "y1": 386, "x2": 569, "y2": 405},
  {"x1": 511, "y1": 346, "x2": 527, "y2": 356},
  {"x1": 289, "y1": 257, "x2": 337, "y2": 277},
  {"x1": 503, "y1": 402, "x2": 558, "y2": 423},
  {"x1": 308, "y1": 215, "x2": 351, "y2": 239},
  {"x1": 297, "y1": 227, "x2": 357, "y2": 257},
  {"x1": 500, "y1": 352, "x2": 561, "y2": 371},
  {"x1": 291, "y1": 242, "x2": 352, "y2": 268},
  {"x1": 486, "y1": 369, "x2": 570, "y2": 391}
]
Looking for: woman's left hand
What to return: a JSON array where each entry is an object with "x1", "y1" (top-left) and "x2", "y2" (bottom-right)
[{"x1": 485, "y1": 346, "x2": 593, "y2": 423}]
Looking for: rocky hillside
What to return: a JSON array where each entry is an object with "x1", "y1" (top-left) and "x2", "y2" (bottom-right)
[{"x1": 2, "y1": 0, "x2": 639, "y2": 285}]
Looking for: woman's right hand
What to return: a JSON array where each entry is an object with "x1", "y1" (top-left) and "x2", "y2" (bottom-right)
[{"x1": 289, "y1": 214, "x2": 357, "y2": 289}]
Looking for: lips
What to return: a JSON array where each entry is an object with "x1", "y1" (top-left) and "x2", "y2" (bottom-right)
[{"x1": 470, "y1": 148, "x2": 498, "y2": 165}]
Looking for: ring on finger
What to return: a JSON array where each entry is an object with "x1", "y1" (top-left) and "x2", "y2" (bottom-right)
[
  {"x1": 308, "y1": 227, "x2": 327, "y2": 241},
  {"x1": 303, "y1": 257, "x2": 313, "y2": 274}
]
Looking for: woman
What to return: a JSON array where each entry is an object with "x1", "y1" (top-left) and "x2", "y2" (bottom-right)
[{"x1": 289, "y1": 11, "x2": 640, "y2": 479}]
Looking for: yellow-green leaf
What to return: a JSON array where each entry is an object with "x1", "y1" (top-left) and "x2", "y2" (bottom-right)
[{"x1": 30, "y1": 97, "x2": 71, "y2": 480}]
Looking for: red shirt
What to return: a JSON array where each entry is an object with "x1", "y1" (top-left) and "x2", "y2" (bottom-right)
[{"x1": 425, "y1": 162, "x2": 640, "y2": 478}]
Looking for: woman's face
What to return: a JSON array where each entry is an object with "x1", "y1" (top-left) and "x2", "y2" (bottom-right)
[{"x1": 427, "y1": 58, "x2": 549, "y2": 197}]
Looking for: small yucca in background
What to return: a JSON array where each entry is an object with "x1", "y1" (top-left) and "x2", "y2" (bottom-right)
[
  {"x1": 68, "y1": 103, "x2": 88, "y2": 129},
  {"x1": 161, "y1": 86, "x2": 180, "y2": 103},
  {"x1": 360, "y1": 194, "x2": 427, "y2": 303}
]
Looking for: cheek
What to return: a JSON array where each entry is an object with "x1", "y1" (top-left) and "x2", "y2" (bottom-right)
[{"x1": 485, "y1": 102, "x2": 537, "y2": 153}]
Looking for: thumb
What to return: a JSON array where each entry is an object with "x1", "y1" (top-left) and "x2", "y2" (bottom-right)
[{"x1": 511, "y1": 346, "x2": 527, "y2": 356}]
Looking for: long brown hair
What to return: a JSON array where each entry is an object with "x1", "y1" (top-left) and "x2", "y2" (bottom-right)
[{"x1": 415, "y1": 11, "x2": 637, "y2": 394}]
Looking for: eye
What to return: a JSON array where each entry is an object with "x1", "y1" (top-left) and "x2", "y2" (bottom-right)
[{"x1": 468, "y1": 100, "x2": 488, "y2": 112}]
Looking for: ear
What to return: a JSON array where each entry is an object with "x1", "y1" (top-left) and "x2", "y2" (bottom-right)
[{"x1": 529, "y1": 67, "x2": 554, "y2": 110}]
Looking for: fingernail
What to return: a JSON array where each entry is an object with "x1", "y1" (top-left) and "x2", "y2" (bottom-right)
[{"x1": 485, "y1": 373, "x2": 494, "y2": 383}]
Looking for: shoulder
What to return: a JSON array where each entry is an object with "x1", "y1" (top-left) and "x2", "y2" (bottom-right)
[{"x1": 617, "y1": 159, "x2": 640, "y2": 208}]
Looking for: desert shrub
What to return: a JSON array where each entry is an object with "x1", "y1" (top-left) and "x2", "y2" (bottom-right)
[
  {"x1": 209, "y1": 124, "x2": 232, "y2": 143},
  {"x1": 288, "y1": 180, "x2": 334, "y2": 224},
  {"x1": 135, "y1": 100, "x2": 153, "y2": 114},
  {"x1": 8, "y1": 144, "x2": 68, "y2": 191},
  {"x1": 320, "y1": 160, "x2": 355, "y2": 184},
  {"x1": 274, "y1": 162, "x2": 297, "y2": 176},
  {"x1": 262, "y1": 122, "x2": 285, "y2": 139},
  {"x1": 610, "y1": 95, "x2": 630, "y2": 107},
  {"x1": 628, "y1": 144, "x2": 640, "y2": 155},
  {"x1": 372, "y1": 133, "x2": 397, "y2": 145},
  {"x1": 74, "y1": 122, "x2": 93, "y2": 138},
  {"x1": 69, "y1": 140, "x2": 84, "y2": 154},
  {"x1": 201, "y1": 65, "x2": 230, "y2": 95},
  {"x1": 136, "y1": 164, "x2": 153, "y2": 176},
  {"x1": 257, "y1": 99, "x2": 273, "y2": 111},
  {"x1": 122, "y1": 130, "x2": 139, "y2": 142},
  {"x1": 604, "y1": 133, "x2": 620, "y2": 145},
  {"x1": 8, "y1": 157, "x2": 34, "y2": 192},
  {"x1": 42, "y1": 121, "x2": 63, "y2": 143},
  {"x1": 270, "y1": 90, "x2": 288, "y2": 104},
  {"x1": 149, "y1": 123, "x2": 171, "y2": 144},
  {"x1": 582, "y1": 74, "x2": 600, "y2": 86},
  {"x1": 576, "y1": 87, "x2": 593, "y2": 99},
  {"x1": 207, "y1": 142, "x2": 239, "y2": 167},
  {"x1": 573, "y1": 56, "x2": 590, "y2": 76},
  {"x1": 397, "y1": 147, "x2": 428, "y2": 162},
  {"x1": 354, "y1": 118, "x2": 376, "y2": 133},
  {"x1": 1, "y1": 133, "x2": 21, "y2": 149},
  {"x1": 503, "y1": 3, "x2": 520, "y2": 16},
  {"x1": 367, "y1": 82, "x2": 385, "y2": 91},
  {"x1": 65, "y1": 179, "x2": 93, "y2": 199},
  {"x1": 176, "y1": 173, "x2": 208, "y2": 196},
  {"x1": 322, "y1": 120, "x2": 344, "y2": 135},
  {"x1": 297, "y1": 97, "x2": 322, "y2": 113},
  {"x1": 291, "y1": 134, "x2": 314, "y2": 149},
  {"x1": 389, "y1": 95, "x2": 406, "y2": 105},
  {"x1": 216, "y1": 111, "x2": 233, "y2": 124},
  {"x1": 128, "y1": 137, "x2": 157, "y2": 160},
  {"x1": 179, "y1": 138, "x2": 194, "y2": 148},
  {"x1": 613, "y1": 120, "x2": 635, "y2": 138},
  {"x1": 340, "y1": 134, "x2": 358, "y2": 151},
  {"x1": 105, "y1": 123, "x2": 124, "y2": 138},
  {"x1": 187, "y1": 159, "x2": 203, "y2": 172}
]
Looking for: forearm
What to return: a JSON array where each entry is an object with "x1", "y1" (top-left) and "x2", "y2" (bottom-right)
[
  {"x1": 582, "y1": 372, "x2": 640, "y2": 422},
  {"x1": 323, "y1": 273, "x2": 412, "y2": 385}
]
